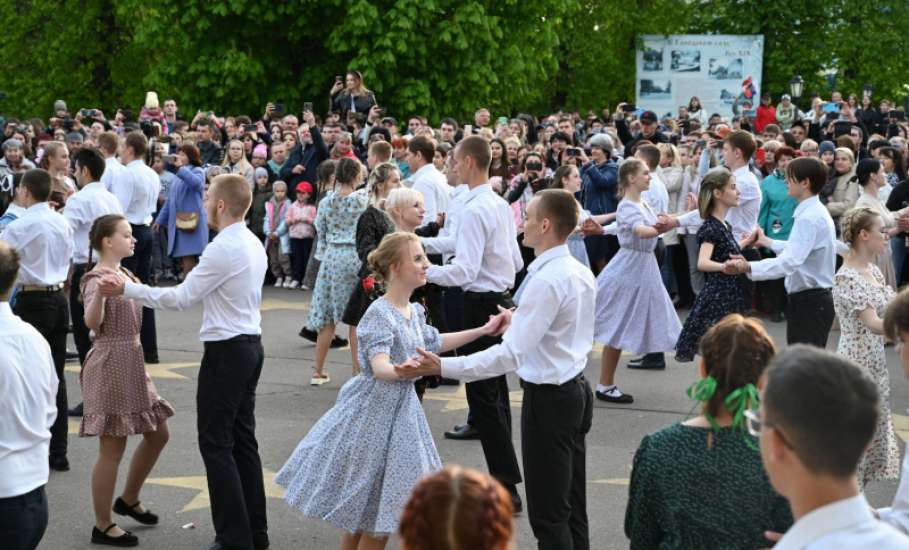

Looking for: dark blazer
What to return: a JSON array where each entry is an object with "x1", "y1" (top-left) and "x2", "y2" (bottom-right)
[{"x1": 279, "y1": 126, "x2": 330, "y2": 198}]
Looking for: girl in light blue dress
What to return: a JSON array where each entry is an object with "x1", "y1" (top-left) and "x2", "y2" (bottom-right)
[{"x1": 277, "y1": 232, "x2": 509, "y2": 550}]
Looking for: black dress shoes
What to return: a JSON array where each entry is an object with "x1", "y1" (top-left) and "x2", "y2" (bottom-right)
[
  {"x1": 206, "y1": 538, "x2": 269, "y2": 550},
  {"x1": 444, "y1": 424, "x2": 480, "y2": 440},
  {"x1": 627, "y1": 352, "x2": 666, "y2": 370},
  {"x1": 68, "y1": 402, "x2": 84, "y2": 417},
  {"x1": 113, "y1": 497, "x2": 158, "y2": 525},
  {"x1": 509, "y1": 489, "x2": 523, "y2": 515},
  {"x1": 144, "y1": 353, "x2": 160, "y2": 364},
  {"x1": 91, "y1": 524, "x2": 138, "y2": 547},
  {"x1": 298, "y1": 327, "x2": 318, "y2": 342},
  {"x1": 595, "y1": 390, "x2": 634, "y2": 404},
  {"x1": 49, "y1": 455, "x2": 70, "y2": 471},
  {"x1": 298, "y1": 327, "x2": 348, "y2": 348}
]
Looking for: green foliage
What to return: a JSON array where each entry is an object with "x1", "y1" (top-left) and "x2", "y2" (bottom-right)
[{"x1": 1, "y1": 0, "x2": 908, "y2": 121}]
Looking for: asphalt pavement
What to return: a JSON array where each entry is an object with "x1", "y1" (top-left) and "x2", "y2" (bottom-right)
[{"x1": 42, "y1": 286, "x2": 905, "y2": 549}]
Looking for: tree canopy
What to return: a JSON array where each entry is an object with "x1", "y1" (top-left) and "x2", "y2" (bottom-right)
[{"x1": 2, "y1": 0, "x2": 908, "y2": 121}]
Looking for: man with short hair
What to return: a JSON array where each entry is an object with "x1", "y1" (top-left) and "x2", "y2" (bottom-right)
[
  {"x1": 197, "y1": 120, "x2": 223, "y2": 166},
  {"x1": 725, "y1": 157, "x2": 837, "y2": 347},
  {"x1": 97, "y1": 131, "x2": 124, "y2": 192},
  {"x1": 407, "y1": 136, "x2": 449, "y2": 224},
  {"x1": 439, "y1": 118, "x2": 459, "y2": 144},
  {"x1": 0, "y1": 139, "x2": 36, "y2": 177},
  {"x1": 321, "y1": 122, "x2": 342, "y2": 146},
  {"x1": 0, "y1": 241, "x2": 58, "y2": 550},
  {"x1": 280, "y1": 111, "x2": 329, "y2": 193},
  {"x1": 281, "y1": 114, "x2": 299, "y2": 134},
  {"x1": 757, "y1": 345, "x2": 909, "y2": 548},
  {"x1": 424, "y1": 136, "x2": 525, "y2": 512},
  {"x1": 400, "y1": 189, "x2": 595, "y2": 549},
  {"x1": 474, "y1": 108, "x2": 491, "y2": 129},
  {"x1": 406, "y1": 116, "x2": 423, "y2": 136},
  {"x1": 163, "y1": 99, "x2": 178, "y2": 133},
  {"x1": 100, "y1": 174, "x2": 270, "y2": 550},
  {"x1": 267, "y1": 142, "x2": 287, "y2": 176},
  {"x1": 615, "y1": 110, "x2": 669, "y2": 157},
  {"x1": 366, "y1": 140, "x2": 392, "y2": 170},
  {"x1": 64, "y1": 147, "x2": 122, "y2": 368},
  {"x1": 0, "y1": 169, "x2": 73, "y2": 472},
  {"x1": 115, "y1": 132, "x2": 161, "y2": 363},
  {"x1": 557, "y1": 117, "x2": 577, "y2": 145}
]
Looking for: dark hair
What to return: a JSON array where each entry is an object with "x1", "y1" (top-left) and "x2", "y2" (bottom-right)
[
  {"x1": 853, "y1": 158, "x2": 881, "y2": 187},
  {"x1": 0, "y1": 242, "x2": 20, "y2": 297},
  {"x1": 635, "y1": 144, "x2": 661, "y2": 170},
  {"x1": 179, "y1": 143, "x2": 202, "y2": 167},
  {"x1": 408, "y1": 136, "x2": 435, "y2": 164},
  {"x1": 763, "y1": 345, "x2": 878, "y2": 478},
  {"x1": 334, "y1": 157, "x2": 362, "y2": 187},
  {"x1": 440, "y1": 117, "x2": 459, "y2": 131},
  {"x1": 698, "y1": 314, "x2": 775, "y2": 420},
  {"x1": 73, "y1": 147, "x2": 106, "y2": 181},
  {"x1": 535, "y1": 189, "x2": 580, "y2": 240},
  {"x1": 878, "y1": 146, "x2": 908, "y2": 180},
  {"x1": 885, "y1": 287, "x2": 909, "y2": 341},
  {"x1": 457, "y1": 136, "x2": 492, "y2": 171},
  {"x1": 124, "y1": 132, "x2": 148, "y2": 158},
  {"x1": 88, "y1": 214, "x2": 128, "y2": 264},
  {"x1": 724, "y1": 130, "x2": 757, "y2": 160},
  {"x1": 549, "y1": 164, "x2": 577, "y2": 190},
  {"x1": 550, "y1": 131, "x2": 571, "y2": 144},
  {"x1": 775, "y1": 146, "x2": 796, "y2": 160},
  {"x1": 21, "y1": 168, "x2": 52, "y2": 202},
  {"x1": 786, "y1": 157, "x2": 828, "y2": 194}
]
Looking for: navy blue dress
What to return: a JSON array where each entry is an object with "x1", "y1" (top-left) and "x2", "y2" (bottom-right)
[{"x1": 675, "y1": 217, "x2": 748, "y2": 362}]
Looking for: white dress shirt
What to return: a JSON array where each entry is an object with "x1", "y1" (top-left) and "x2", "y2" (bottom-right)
[
  {"x1": 426, "y1": 183, "x2": 523, "y2": 292},
  {"x1": 880, "y1": 443, "x2": 909, "y2": 535},
  {"x1": 775, "y1": 494, "x2": 909, "y2": 549},
  {"x1": 642, "y1": 170, "x2": 669, "y2": 214},
  {"x1": 0, "y1": 302, "x2": 58, "y2": 498},
  {"x1": 422, "y1": 183, "x2": 467, "y2": 261},
  {"x1": 410, "y1": 163, "x2": 451, "y2": 225},
  {"x1": 63, "y1": 181, "x2": 124, "y2": 264},
  {"x1": 0, "y1": 202, "x2": 73, "y2": 285},
  {"x1": 726, "y1": 164, "x2": 762, "y2": 241},
  {"x1": 114, "y1": 159, "x2": 159, "y2": 225},
  {"x1": 123, "y1": 221, "x2": 267, "y2": 341},
  {"x1": 441, "y1": 245, "x2": 594, "y2": 385},
  {"x1": 748, "y1": 195, "x2": 837, "y2": 293},
  {"x1": 100, "y1": 156, "x2": 125, "y2": 193}
]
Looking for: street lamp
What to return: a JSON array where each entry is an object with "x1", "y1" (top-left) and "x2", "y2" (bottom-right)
[
  {"x1": 863, "y1": 83, "x2": 873, "y2": 100},
  {"x1": 789, "y1": 75, "x2": 804, "y2": 99}
]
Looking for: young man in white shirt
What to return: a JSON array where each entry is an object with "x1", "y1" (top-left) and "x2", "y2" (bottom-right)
[
  {"x1": 399, "y1": 189, "x2": 596, "y2": 549},
  {"x1": 114, "y1": 132, "x2": 161, "y2": 363},
  {"x1": 100, "y1": 174, "x2": 269, "y2": 550},
  {"x1": 97, "y1": 131, "x2": 125, "y2": 193},
  {"x1": 0, "y1": 168, "x2": 73, "y2": 472},
  {"x1": 0, "y1": 241, "x2": 58, "y2": 550},
  {"x1": 407, "y1": 136, "x2": 450, "y2": 225},
  {"x1": 424, "y1": 135, "x2": 525, "y2": 510},
  {"x1": 880, "y1": 290, "x2": 909, "y2": 534},
  {"x1": 755, "y1": 345, "x2": 909, "y2": 549},
  {"x1": 725, "y1": 157, "x2": 836, "y2": 347}
]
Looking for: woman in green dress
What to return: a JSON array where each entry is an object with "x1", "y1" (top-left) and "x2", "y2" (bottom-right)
[{"x1": 625, "y1": 314, "x2": 793, "y2": 549}]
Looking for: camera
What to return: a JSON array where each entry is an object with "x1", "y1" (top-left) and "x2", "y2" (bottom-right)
[
  {"x1": 273, "y1": 103, "x2": 285, "y2": 116},
  {"x1": 566, "y1": 148, "x2": 582, "y2": 157},
  {"x1": 303, "y1": 102, "x2": 313, "y2": 113},
  {"x1": 140, "y1": 120, "x2": 158, "y2": 138},
  {"x1": 525, "y1": 161, "x2": 543, "y2": 171}
]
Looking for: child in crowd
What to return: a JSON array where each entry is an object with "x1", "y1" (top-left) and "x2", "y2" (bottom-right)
[
  {"x1": 249, "y1": 166, "x2": 272, "y2": 242},
  {"x1": 264, "y1": 181, "x2": 292, "y2": 287},
  {"x1": 285, "y1": 181, "x2": 317, "y2": 290}
]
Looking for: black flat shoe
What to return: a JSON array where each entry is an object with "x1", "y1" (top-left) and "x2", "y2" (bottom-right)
[
  {"x1": 444, "y1": 424, "x2": 480, "y2": 440},
  {"x1": 329, "y1": 336, "x2": 349, "y2": 349},
  {"x1": 144, "y1": 354, "x2": 160, "y2": 364},
  {"x1": 298, "y1": 327, "x2": 318, "y2": 342},
  {"x1": 627, "y1": 360, "x2": 666, "y2": 370},
  {"x1": 68, "y1": 402, "x2": 84, "y2": 417},
  {"x1": 596, "y1": 390, "x2": 634, "y2": 404},
  {"x1": 91, "y1": 524, "x2": 138, "y2": 547},
  {"x1": 113, "y1": 497, "x2": 158, "y2": 525},
  {"x1": 49, "y1": 455, "x2": 70, "y2": 472}
]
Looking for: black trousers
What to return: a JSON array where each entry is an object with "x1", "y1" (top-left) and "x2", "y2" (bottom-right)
[
  {"x1": 786, "y1": 288, "x2": 834, "y2": 348},
  {"x1": 756, "y1": 250, "x2": 787, "y2": 314},
  {"x1": 289, "y1": 237, "x2": 313, "y2": 283},
  {"x1": 122, "y1": 224, "x2": 157, "y2": 359},
  {"x1": 14, "y1": 290, "x2": 68, "y2": 459},
  {"x1": 197, "y1": 335, "x2": 268, "y2": 550},
  {"x1": 523, "y1": 375, "x2": 593, "y2": 550},
  {"x1": 0, "y1": 486, "x2": 48, "y2": 550},
  {"x1": 461, "y1": 291, "x2": 522, "y2": 489},
  {"x1": 70, "y1": 263, "x2": 92, "y2": 365}
]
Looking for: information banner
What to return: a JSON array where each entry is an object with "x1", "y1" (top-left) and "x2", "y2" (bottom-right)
[{"x1": 636, "y1": 34, "x2": 764, "y2": 120}]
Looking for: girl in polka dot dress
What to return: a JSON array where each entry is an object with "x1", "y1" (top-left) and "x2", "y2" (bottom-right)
[{"x1": 80, "y1": 214, "x2": 174, "y2": 547}]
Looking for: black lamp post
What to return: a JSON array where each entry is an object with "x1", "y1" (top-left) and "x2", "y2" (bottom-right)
[
  {"x1": 789, "y1": 75, "x2": 804, "y2": 100},
  {"x1": 863, "y1": 83, "x2": 873, "y2": 101}
]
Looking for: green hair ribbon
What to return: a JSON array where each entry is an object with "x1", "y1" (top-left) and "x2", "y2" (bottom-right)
[
  {"x1": 686, "y1": 377, "x2": 761, "y2": 450},
  {"x1": 685, "y1": 376, "x2": 720, "y2": 431}
]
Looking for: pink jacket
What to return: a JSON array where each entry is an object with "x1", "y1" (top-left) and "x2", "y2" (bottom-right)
[{"x1": 286, "y1": 201, "x2": 317, "y2": 239}]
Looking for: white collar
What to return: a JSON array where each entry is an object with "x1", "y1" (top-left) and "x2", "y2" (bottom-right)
[
  {"x1": 794, "y1": 195, "x2": 821, "y2": 218},
  {"x1": 526, "y1": 245, "x2": 570, "y2": 276},
  {"x1": 776, "y1": 494, "x2": 874, "y2": 549}
]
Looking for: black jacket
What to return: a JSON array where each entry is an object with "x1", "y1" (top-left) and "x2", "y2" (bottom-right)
[
  {"x1": 198, "y1": 140, "x2": 223, "y2": 166},
  {"x1": 279, "y1": 126, "x2": 330, "y2": 198},
  {"x1": 330, "y1": 91, "x2": 376, "y2": 119},
  {"x1": 615, "y1": 119, "x2": 668, "y2": 157}
]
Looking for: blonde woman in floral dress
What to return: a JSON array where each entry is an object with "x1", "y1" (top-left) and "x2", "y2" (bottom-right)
[{"x1": 833, "y1": 207, "x2": 899, "y2": 486}]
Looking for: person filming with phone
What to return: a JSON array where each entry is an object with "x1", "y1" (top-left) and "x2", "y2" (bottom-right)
[{"x1": 329, "y1": 70, "x2": 376, "y2": 120}]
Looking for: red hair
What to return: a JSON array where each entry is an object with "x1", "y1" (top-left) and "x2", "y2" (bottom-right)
[{"x1": 399, "y1": 466, "x2": 513, "y2": 550}]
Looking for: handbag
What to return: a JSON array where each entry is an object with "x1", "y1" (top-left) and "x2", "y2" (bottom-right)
[{"x1": 175, "y1": 211, "x2": 199, "y2": 231}]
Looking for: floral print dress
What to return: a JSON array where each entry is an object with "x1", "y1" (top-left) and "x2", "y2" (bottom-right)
[{"x1": 833, "y1": 265, "x2": 900, "y2": 485}]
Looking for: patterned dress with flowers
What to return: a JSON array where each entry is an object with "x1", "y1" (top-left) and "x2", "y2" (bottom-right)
[
  {"x1": 306, "y1": 190, "x2": 369, "y2": 331},
  {"x1": 833, "y1": 265, "x2": 900, "y2": 485},
  {"x1": 342, "y1": 205, "x2": 395, "y2": 326}
]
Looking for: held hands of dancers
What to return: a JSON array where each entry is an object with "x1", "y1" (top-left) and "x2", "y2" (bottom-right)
[
  {"x1": 722, "y1": 254, "x2": 750, "y2": 275},
  {"x1": 653, "y1": 214, "x2": 679, "y2": 235},
  {"x1": 394, "y1": 348, "x2": 442, "y2": 379},
  {"x1": 97, "y1": 268, "x2": 127, "y2": 297},
  {"x1": 580, "y1": 218, "x2": 603, "y2": 236}
]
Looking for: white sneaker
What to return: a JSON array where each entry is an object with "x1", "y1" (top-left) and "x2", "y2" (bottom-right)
[
  {"x1": 283, "y1": 279, "x2": 295, "y2": 288},
  {"x1": 288, "y1": 280, "x2": 300, "y2": 289},
  {"x1": 301, "y1": 284, "x2": 310, "y2": 291},
  {"x1": 273, "y1": 277, "x2": 284, "y2": 288}
]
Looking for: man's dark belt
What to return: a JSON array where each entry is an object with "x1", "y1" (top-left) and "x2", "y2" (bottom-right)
[{"x1": 17, "y1": 283, "x2": 64, "y2": 293}]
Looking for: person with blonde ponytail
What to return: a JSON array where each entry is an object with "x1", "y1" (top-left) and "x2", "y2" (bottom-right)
[
  {"x1": 833, "y1": 207, "x2": 900, "y2": 486},
  {"x1": 276, "y1": 232, "x2": 510, "y2": 550}
]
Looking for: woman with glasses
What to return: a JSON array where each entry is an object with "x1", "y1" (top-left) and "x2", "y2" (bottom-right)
[
  {"x1": 625, "y1": 314, "x2": 792, "y2": 549},
  {"x1": 833, "y1": 207, "x2": 900, "y2": 486}
]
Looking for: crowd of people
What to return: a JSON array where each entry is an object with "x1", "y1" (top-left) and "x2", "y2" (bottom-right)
[{"x1": 4, "y1": 71, "x2": 909, "y2": 550}]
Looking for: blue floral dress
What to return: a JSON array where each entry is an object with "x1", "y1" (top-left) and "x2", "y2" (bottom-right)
[
  {"x1": 276, "y1": 298, "x2": 443, "y2": 535},
  {"x1": 306, "y1": 189, "x2": 368, "y2": 331}
]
